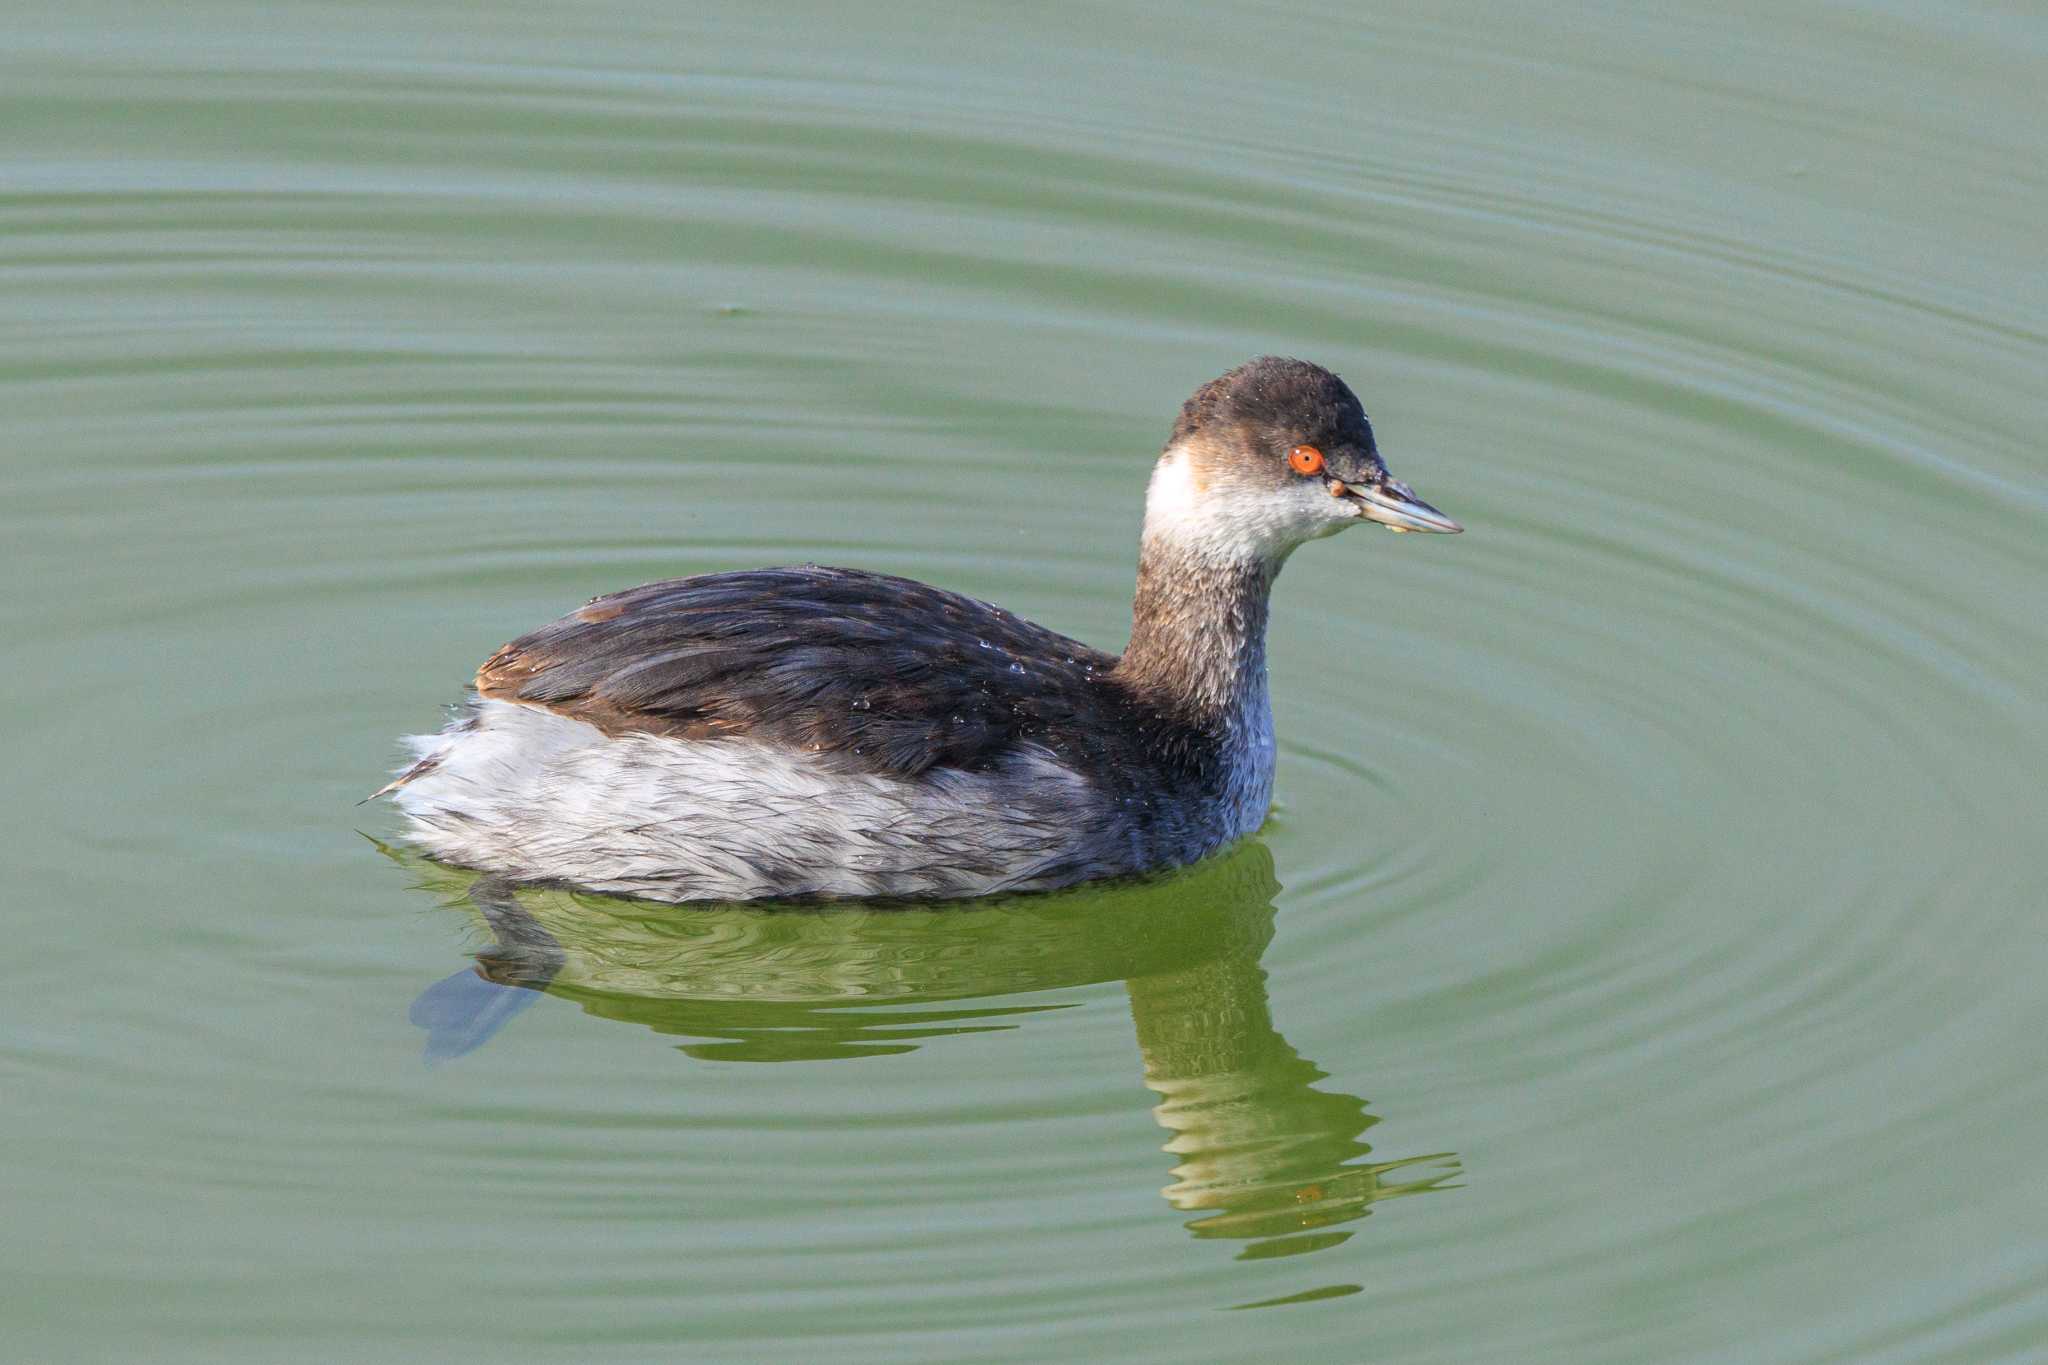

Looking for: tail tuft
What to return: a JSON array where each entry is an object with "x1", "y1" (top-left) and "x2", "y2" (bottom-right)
[{"x1": 360, "y1": 751, "x2": 444, "y2": 805}]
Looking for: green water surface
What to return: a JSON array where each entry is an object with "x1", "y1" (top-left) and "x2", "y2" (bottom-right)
[{"x1": 6, "y1": 3, "x2": 2046, "y2": 1361}]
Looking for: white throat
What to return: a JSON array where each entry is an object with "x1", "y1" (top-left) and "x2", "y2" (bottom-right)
[{"x1": 1141, "y1": 442, "x2": 1332, "y2": 567}]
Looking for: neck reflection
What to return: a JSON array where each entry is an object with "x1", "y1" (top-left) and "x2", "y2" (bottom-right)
[
  {"x1": 395, "y1": 839, "x2": 1458, "y2": 1257},
  {"x1": 1128, "y1": 943, "x2": 1453, "y2": 1257}
]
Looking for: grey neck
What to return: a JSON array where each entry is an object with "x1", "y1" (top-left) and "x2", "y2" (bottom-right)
[{"x1": 1112, "y1": 537, "x2": 1278, "y2": 730}]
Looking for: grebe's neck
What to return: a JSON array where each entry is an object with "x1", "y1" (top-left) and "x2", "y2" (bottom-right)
[
  {"x1": 1113, "y1": 534, "x2": 1278, "y2": 726},
  {"x1": 1111, "y1": 443, "x2": 1292, "y2": 727}
]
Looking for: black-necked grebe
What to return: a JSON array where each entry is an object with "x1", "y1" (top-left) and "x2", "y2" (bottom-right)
[{"x1": 378, "y1": 357, "x2": 1459, "y2": 901}]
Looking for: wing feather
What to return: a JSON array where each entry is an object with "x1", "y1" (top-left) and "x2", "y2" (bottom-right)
[{"x1": 474, "y1": 566, "x2": 1119, "y2": 777}]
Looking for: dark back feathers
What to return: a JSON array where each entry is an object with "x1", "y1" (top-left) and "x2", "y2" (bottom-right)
[{"x1": 476, "y1": 566, "x2": 1178, "y2": 780}]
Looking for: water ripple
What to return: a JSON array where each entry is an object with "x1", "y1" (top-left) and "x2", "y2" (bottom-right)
[{"x1": 5, "y1": 7, "x2": 2045, "y2": 1359}]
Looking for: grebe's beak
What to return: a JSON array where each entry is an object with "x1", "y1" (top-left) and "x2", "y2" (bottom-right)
[{"x1": 1347, "y1": 476, "x2": 1462, "y2": 534}]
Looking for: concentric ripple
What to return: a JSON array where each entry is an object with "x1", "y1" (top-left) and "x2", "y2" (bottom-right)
[{"x1": 5, "y1": 3, "x2": 2046, "y2": 1362}]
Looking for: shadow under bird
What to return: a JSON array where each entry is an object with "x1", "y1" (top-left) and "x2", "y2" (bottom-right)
[{"x1": 375, "y1": 356, "x2": 1460, "y2": 901}]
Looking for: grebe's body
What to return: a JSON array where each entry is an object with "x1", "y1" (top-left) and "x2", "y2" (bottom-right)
[
  {"x1": 382, "y1": 358, "x2": 1458, "y2": 902},
  {"x1": 388, "y1": 565, "x2": 1272, "y2": 901}
]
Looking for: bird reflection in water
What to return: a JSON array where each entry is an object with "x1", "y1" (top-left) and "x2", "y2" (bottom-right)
[{"x1": 393, "y1": 839, "x2": 1458, "y2": 1264}]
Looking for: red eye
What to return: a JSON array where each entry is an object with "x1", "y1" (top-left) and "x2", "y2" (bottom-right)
[{"x1": 1288, "y1": 445, "x2": 1325, "y2": 475}]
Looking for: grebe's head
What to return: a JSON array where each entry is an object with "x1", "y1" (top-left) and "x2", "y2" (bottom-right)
[{"x1": 1142, "y1": 356, "x2": 1459, "y2": 564}]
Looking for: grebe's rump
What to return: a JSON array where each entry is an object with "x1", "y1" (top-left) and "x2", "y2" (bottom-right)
[{"x1": 379, "y1": 358, "x2": 1459, "y2": 902}]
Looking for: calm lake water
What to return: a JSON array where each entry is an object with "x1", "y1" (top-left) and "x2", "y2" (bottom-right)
[{"x1": 7, "y1": 3, "x2": 2046, "y2": 1360}]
